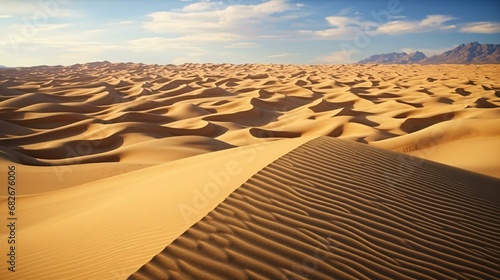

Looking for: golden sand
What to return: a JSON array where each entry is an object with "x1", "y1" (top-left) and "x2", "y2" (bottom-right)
[{"x1": 0, "y1": 63, "x2": 499, "y2": 279}]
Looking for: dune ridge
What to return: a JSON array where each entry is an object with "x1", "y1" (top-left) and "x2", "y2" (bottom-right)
[
  {"x1": 0, "y1": 137, "x2": 311, "y2": 280},
  {"x1": 130, "y1": 136, "x2": 500, "y2": 280}
]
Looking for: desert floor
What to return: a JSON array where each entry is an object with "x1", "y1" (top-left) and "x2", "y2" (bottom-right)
[{"x1": 0, "y1": 63, "x2": 499, "y2": 279}]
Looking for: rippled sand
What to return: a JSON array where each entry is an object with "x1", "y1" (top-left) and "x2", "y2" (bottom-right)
[{"x1": 0, "y1": 62, "x2": 499, "y2": 279}]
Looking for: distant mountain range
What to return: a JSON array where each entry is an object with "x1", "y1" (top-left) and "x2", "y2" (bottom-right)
[
  {"x1": 358, "y1": 51, "x2": 427, "y2": 64},
  {"x1": 358, "y1": 42, "x2": 500, "y2": 64}
]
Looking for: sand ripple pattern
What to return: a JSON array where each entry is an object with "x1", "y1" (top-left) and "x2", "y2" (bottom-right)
[
  {"x1": 130, "y1": 136, "x2": 500, "y2": 280},
  {"x1": 1, "y1": 63, "x2": 499, "y2": 166}
]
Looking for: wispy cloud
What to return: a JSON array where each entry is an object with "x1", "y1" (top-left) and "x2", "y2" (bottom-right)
[
  {"x1": 268, "y1": 52, "x2": 300, "y2": 58},
  {"x1": 0, "y1": 15, "x2": 13, "y2": 19},
  {"x1": 300, "y1": 15, "x2": 377, "y2": 40},
  {"x1": 302, "y1": 14, "x2": 459, "y2": 39},
  {"x1": 225, "y1": 42, "x2": 259, "y2": 49},
  {"x1": 313, "y1": 50, "x2": 356, "y2": 64},
  {"x1": 0, "y1": 1, "x2": 78, "y2": 18},
  {"x1": 181, "y1": 0, "x2": 222, "y2": 12},
  {"x1": 460, "y1": 22, "x2": 500, "y2": 34},
  {"x1": 338, "y1": 7, "x2": 355, "y2": 16},
  {"x1": 116, "y1": 21, "x2": 135, "y2": 25},
  {"x1": 128, "y1": 33, "x2": 239, "y2": 52},
  {"x1": 376, "y1": 15, "x2": 457, "y2": 34},
  {"x1": 143, "y1": 0, "x2": 298, "y2": 39}
]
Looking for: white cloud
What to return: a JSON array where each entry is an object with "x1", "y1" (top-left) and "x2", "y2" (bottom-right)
[
  {"x1": 268, "y1": 52, "x2": 299, "y2": 58},
  {"x1": 300, "y1": 15, "x2": 377, "y2": 40},
  {"x1": 225, "y1": 42, "x2": 259, "y2": 48},
  {"x1": 128, "y1": 37, "x2": 169, "y2": 51},
  {"x1": 0, "y1": 20, "x2": 122, "y2": 59},
  {"x1": 377, "y1": 21, "x2": 417, "y2": 34},
  {"x1": 420, "y1": 15, "x2": 455, "y2": 27},
  {"x1": 143, "y1": 0, "x2": 296, "y2": 36},
  {"x1": 313, "y1": 50, "x2": 356, "y2": 64},
  {"x1": 0, "y1": 15, "x2": 13, "y2": 19},
  {"x1": 338, "y1": 7, "x2": 354, "y2": 16},
  {"x1": 302, "y1": 14, "x2": 460, "y2": 40},
  {"x1": 127, "y1": 33, "x2": 239, "y2": 53},
  {"x1": 391, "y1": 15, "x2": 407, "y2": 20},
  {"x1": 37, "y1": 23, "x2": 71, "y2": 31},
  {"x1": 117, "y1": 20, "x2": 135, "y2": 25},
  {"x1": 460, "y1": 22, "x2": 500, "y2": 34},
  {"x1": 144, "y1": 11, "x2": 220, "y2": 33},
  {"x1": 376, "y1": 15, "x2": 456, "y2": 34},
  {"x1": 0, "y1": 22, "x2": 71, "y2": 46},
  {"x1": 83, "y1": 29, "x2": 106, "y2": 35},
  {"x1": 182, "y1": 0, "x2": 221, "y2": 12},
  {"x1": 0, "y1": 1, "x2": 78, "y2": 18},
  {"x1": 326, "y1": 16, "x2": 352, "y2": 27},
  {"x1": 130, "y1": 34, "x2": 241, "y2": 49}
]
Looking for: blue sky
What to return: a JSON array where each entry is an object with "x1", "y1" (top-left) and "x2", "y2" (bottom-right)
[{"x1": 0, "y1": 0, "x2": 499, "y2": 66}]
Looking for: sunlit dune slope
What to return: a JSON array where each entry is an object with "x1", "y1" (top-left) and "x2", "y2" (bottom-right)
[{"x1": 130, "y1": 136, "x2": 500, "y2": 280}]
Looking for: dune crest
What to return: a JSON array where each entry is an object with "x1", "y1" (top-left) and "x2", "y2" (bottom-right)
[
  {"x1": 0, "y1": 137, "x2": 311, "y2": 279},
  {"x1": 130, "y1": 137, "x2": 500, "y2": 280}
]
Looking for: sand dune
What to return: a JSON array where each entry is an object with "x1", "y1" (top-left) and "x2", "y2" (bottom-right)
[
  {"x1": 373, "y1": 118, "x2": 500, "y2": 178},
  {"x1": 0, "y1": 63, "x2": 499, "y2": 279},
  {"x1": 1, "y1": 63, "x2": 499, "y2": 175},
  {"x1": 130, "y1": 137, "x2": 500, "y2": 280},
  {"x1": 0, "y1": 138, "x2": 311, "y2": 279}
]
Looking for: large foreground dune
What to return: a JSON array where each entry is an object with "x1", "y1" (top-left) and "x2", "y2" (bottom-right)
[
  {"x1": 131, "y1": 136, "x2": 500, "y2": 280},
  {"x1": 0, "y1": 63, "x2": 499, "y2": 279}
]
